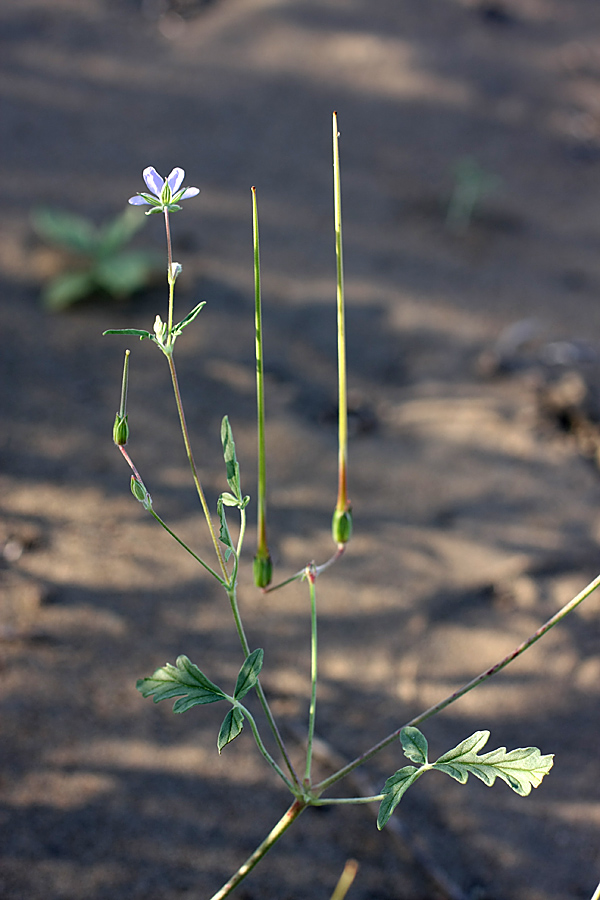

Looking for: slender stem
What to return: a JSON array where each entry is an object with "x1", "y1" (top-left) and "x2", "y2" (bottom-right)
[
  {"x1": 314, "y1": 571, "x2": 600, "y2": 794},
  {"x1": 208, "y1": 799, "x2": 306, "y2": 900},
  {"x1": 227, "y1": 583, "x2": 301, "y2": 790},
  {"x1": 252, "y1": 187, "x2": 269, "y2": 559},
  {"x1": 149, "y1": 510, "x2": 224, "y2": 584},
  {"x1": 119, "y1": 349, "x2": 130, "y2": 417},
  {"x1": 240, "y1": 704, "x2": 295, "y2": 791},
  {"x1": 304, "y1": 566, "x2": 318, "y2": 784},
  {"x1": 167, "y1": 354, "x2": 229, "y2": 580},
  {"x1": 333, "y1": 111, "x2": 348, "y2": 515},
  {"x1": 263, "y1": 546, "x2": 345, "y2": 594},
  {"x1": 311, "y1": 794, "x2": 384, "y2": 806},
  {"x1": 119, "y1": 444, "x2": 144, "y2": 484},
  {"x1": 236, "y1": 505, "x2": 247, "y2": 560},
  {"x1": 163, "y1": 209, "x2": 174, "y2": 334},
  {"x1": 118, "y1": 445, "x2": 223, "y2": 582}
]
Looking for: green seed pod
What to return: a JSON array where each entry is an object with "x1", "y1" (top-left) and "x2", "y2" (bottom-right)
[
  {"x1": 113, "y1": 413, "x2": 129, "y2": 446},
  {"x1": 253, "y1": 551, "x2": 273, "y2": 589},
  {"x1": 332, "y1": 506, "x2": 353, "y2": 545}
]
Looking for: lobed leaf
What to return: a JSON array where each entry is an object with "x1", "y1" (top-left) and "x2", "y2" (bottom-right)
[
  {"x1": 234, "y1": 648, "x2": 264, "y2": 700},
  {"x1": 217, "y1": 707, "x2": 245, "y2": 753},
  {"x1": 377, "y1": 767, "x2": 420, "y2": 830},
  {"x1": 136, "y1": 655, "x2": 226, "y2": 713},
  {"x1": 400, "y1": 726, "x2": 428, "y2": 766},
  {"x1": 432, "y1": 731, "x2": 554, "y2": 796}
]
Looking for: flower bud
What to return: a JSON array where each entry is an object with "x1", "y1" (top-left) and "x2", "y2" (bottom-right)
[
  {"x1": 332, "y1": 506, "x2": 353, "y2": 545},
  {"x1": 113, "y1": 412, "x2": 129, "y2": 446},
  {"x1": 130, "y1": 475, "x2": 152, "y2": 510},
  {"x1": 253, "y1": 551, "x2": 273, "y2": 589}
]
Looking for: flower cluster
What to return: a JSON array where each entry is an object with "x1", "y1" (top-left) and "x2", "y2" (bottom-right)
[{"x1": 128, "y1": 166, "x2": 199, "y2": 215}]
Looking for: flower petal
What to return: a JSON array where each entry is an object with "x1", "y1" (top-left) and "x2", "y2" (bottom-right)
[
  {"x1": 143, "y1": 166, "x2": 164, "y2": 197},
  {"x1": 167, "y1": 168, "x2": 185, "y2": 194},
  {"x1": 128, "y1": 195, "x2": 150, "y2": 205},
  {"x1": 179, "y1": 187, "x2": 200, "y2": 200}
]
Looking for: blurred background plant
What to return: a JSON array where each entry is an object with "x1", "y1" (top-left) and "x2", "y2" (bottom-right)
[
  {"x1": 445, "y1": 156, "x2": 502, "y2": 234},
  {"x1": 31, "y1": 205, "x2": 159, "y2": 310}
]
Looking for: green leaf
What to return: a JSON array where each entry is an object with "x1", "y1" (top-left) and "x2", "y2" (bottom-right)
[
  {"x1": 172, "y1": 301, "x2": 206, "y2": 337},
  {"x1": 377, "y1": 767, "x2": 421, "y2": 830},
  {"x1": 136, "y1": 655, "x2": 226, "y2": 713},
  {"x1": 234, "y1": 648, "x2": 264, "y2": 700},
  {"x1": 432, "y1": 731, "x2": 554, "y2": 796},
  {"x1": 103, "y1": 328, "x2": 153, "y2": 341},
  {"x1": 400, "y1": 726, "x2": 428, "y2": 766},
  {"x1": 42, "y1": 272, "x2": 95, "y2": 310},
  {"x1": 95, "y1": 251, "x2": 154, "y2": 297},
  {"x1": 220, "y1": 492, "x2": 240, "y2": 507},
  {"x1": 221, "y1": 416, "x2": 241, "y2": 500},
  {"x1": 98, "y1": 207, "x2": 146, "y2": 256},
  {"x1": 217, "y1": 707, "x2": 245, "y2": 753},
  {"x1": 217, "y1": 496, "x2": 234, "y2": 561},
  {"x1": 32, "y1": 207, "x2": 98, "y2": 255}
]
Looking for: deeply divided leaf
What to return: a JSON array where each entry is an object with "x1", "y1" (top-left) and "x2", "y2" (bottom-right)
[
  {"x1": 217, "y1": 707, "x2": 245, "y2": 753},
  {"x1": 377, "y1": 767, "x2": 420, "y2": 830},
  {"x1": 234, "y1": 648, "x2": 264, "y2": 700},
  {"x1": 432, "y1": 731, "x2": 554, "y2": 796},
  {"x1": 136, "y1": 655, "x2": 226, "y2": 713}
]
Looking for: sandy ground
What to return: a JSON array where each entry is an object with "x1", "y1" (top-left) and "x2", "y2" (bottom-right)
[{"x1": 1, "y1": 1, "x2": 600, "y2": 899}]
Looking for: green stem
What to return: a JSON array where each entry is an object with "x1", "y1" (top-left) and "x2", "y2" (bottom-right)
[
  {"x1": 263, "y1": 546, "x2": 346, "y2": 594},
  {"x1": 149, "y1": 510, "x2": 224, "y2": 584},
  {"x1": 314, "y1": 571, "x2": 600, "y2": 794},
  {"x1": 119, "y1": 349, "x2": 130, "y2": 418},
  {"x1": 163, "y1": 208, "x2": 174, "y2": 334},
  {"x1": 227, "y1": 582, "x2": 301, "y2": 790},
  {"x1": 333, "y1": 112, "x2": 348, "y2": 516},
  {"x1": 239, "y1": 704, "x2": 295, "y2": 791},
  {"x1": 252, "y1": 187, "x2": 269, "y2": 558},
  {"x1": 208, "y1": 799, "x2": 307, "y2": 900},
  {"x1": 304, "y1": 566, "x2": 318, "y2": 785},
  {"x1": 311, "y1": 794, "x2": 384, "y2": 806},
  {"x1": 167, "y1": 353, "x2": 229, "y2": 581}
]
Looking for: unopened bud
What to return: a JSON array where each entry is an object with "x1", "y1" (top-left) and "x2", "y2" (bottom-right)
[
  {"x1": 169, "y1": 261, "x2": 182, "y2": 283},
  {"x1": 130, "y1": 474, "x2": 152, "y2": 510},
  {"x1": 332, "y1": 506, "x2": 353, "y2": 545},
  {"x1": 253, "y1": 551, "x2": 273, "y2": 589},
  {"x1": 113, "y1": 412, "x2": 129, "y2": 446}
]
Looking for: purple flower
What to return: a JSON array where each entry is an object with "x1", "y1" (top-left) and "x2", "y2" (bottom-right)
[{"x1": 128, "y1": 166, "x2": 199, "y2": 214}]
